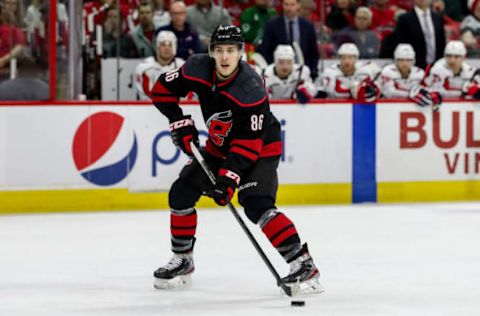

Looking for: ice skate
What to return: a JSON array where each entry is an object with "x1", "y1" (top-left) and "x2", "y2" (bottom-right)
[
  {"x1": 154, "y1": 252, "x2": 194, "y2": 289},
  {"x1": 281, "y1": 244, "x2": 324, "y2": 295}
]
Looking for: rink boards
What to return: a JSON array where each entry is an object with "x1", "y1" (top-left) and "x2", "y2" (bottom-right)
[{"x1": 0, "y1": 101, "x2": 479, "y2": 213}]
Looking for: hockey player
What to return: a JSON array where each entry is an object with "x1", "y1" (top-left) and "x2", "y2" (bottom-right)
[
  {"x1": 134, "y1": 30, "x2": 185, "y2": 100},
  {"x1": 426, "y1": 40, "x2": 480, "y2": 100},
  {"x1": 263, "y1": 45, "x2": 316, "y2": 104},
  {"x1": 315, "y1": 43, "x2": 381, "y2": 102},
  {"x1": 379, "y1": 44, "x2": 442, "y2": 109},
  {"x1": 150, "y1": 25, "x2": 321, "y2": 293}
]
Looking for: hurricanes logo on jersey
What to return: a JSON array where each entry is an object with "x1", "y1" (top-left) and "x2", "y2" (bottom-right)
[{"x1": 206, "y1": 110, "x2": 233, "y2": 146}]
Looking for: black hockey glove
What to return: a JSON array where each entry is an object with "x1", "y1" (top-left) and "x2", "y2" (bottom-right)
[
  {"x1": 295, "y1": 86, "x2": 312, "y2": 105},
  {"x1": 169, "y1": 115, "x2": 199, "y2": 156},
  {"x1": 211, "y1": 169, "x2": 240, "y2": 206}
]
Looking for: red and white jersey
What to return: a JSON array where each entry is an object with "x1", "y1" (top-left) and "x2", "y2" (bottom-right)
[
  {"x1": 263, "y1": 64, "x2": 316, "y2": 100},
  {"x1": 135, "y1": 56, "x2": 185, "y2": 100},
  {"x1": 378, "y1": 63, "x2": 425, "y2": 98},
  {"x1": 315, "y1": 61, "x2": 381, "y2": 98},
  {"x1": 425, "y1": 58, "x2": 477, "y2": 98}
]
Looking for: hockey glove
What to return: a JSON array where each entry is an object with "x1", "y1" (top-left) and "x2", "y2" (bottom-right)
[
  {"x1": 462, "y1": 81, "x2": 480, "y2": 99},
  {"x1": 294, "y1": 86, "x2": 312, "y2": 105},
  {"x1": 409, "y1": 86, "x2": 433, "y2": 107},
  {"x1": 211, "y1": 169, "x2": 240, "y2": 206},
  {"x1": 431, "y1": 91, "x2": 443, "y2": 112},
  {"x1": 169, "y1": 115, "x2": 199, "y2": 156},
  {"x1": 353, "y1": 77, "x2": 379, "y2": 103}
]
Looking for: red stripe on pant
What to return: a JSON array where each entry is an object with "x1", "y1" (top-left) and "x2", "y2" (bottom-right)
[
  {"x1": 261, "y1": 213, "x2": 298, "y2": 246},
  {"x1": 171, "y1": 213, "x2": 197, "y2": 236}
]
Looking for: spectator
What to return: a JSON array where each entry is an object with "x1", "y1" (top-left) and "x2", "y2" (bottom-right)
[
  {"x1": 240, "y1": 0, "x2": 277, "y2": 46},
  {"x1": 326, "y1": 0, "x2": 356, "y2": 33},
  {"x1": 432, "y1": 0, "x2": 458, "y2": 26},
  {"x1": 156, "y1": 1, "x2": 201, "y2": 60},
  {"x1": 0, "y1": 77, "x2": 49, "y2": 100},
  {"x1": 389, "y1": 0, "x2": 414, "y2": 12},
  {"x1": 258, "y1": 0, "x2": 319, "y2": 78},
  {"x1": 262, "y1": 44, "x2": 316, "y2": 103},
  {"x1": 186, "y1": 0, "x2": 232, "y2": 51},
  {"x1": 299, "y1": 0, "x2": 320, "y2": 24},
  {"x1": 131, "y1": 2, "x2": 157, "y2": 57},
  {"x1": 335, "y1": 7, "x2": 381, "y2": 58},
  {"x1": 370, "y1": 0, "x2": 397, "y2": 40},
  {"x1": 425, "y1": 40, "x2": 480, "y2": 99},
  {"x1": 460, "y1": 0, "x2": 480, "y2": 56},
  {"x1": 444, "y1": 0, "x2": 470, "y2": 22},
  {"x1": 152, "y1": 0, "x2": 171, "y2": 28},
  {"x1": 84, "y1": 0, "x2": 130, "y2": 38},
  {"x1": 378, "y1": 43, "x2": 441, "y2": 109},
  {"x1": 135, "y1": 30, "x2": 185, "y2": 100},
  {"x1": 0, "y1": 3, "x2": 26, "y2": 80},
  {"x1": 315, "y1": 43, "x2": 381, "y2": 102},
  {"x1": 102, "y1": 5, "x2": 139, "y2": 58},
  {"x1": 390, "y1": 0, "x2": 446, "y2": 69},
  {"x1": 222, "y1": 0, "x2": 253, "y2": 26},
  {"x1": 3, "y1": 0, "x2": 25, "y2": 27}
]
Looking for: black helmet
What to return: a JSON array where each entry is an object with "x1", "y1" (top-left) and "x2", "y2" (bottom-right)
[{"x1": 209, "y1": 25, "x2": 244, "y2": 52}]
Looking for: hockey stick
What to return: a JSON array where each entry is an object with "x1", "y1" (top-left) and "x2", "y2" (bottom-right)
[{"x1": 190, "y1": 142, "x2": 293, "y2": 297}]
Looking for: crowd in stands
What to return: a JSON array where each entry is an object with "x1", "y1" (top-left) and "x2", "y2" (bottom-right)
[{"x1": 2, "y1": 0, "x2": 480, "y2": 101}]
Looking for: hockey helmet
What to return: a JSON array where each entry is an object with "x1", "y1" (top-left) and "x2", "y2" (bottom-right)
[
  {"x1": 337, "y1": 43, "x2": 359, "y2": 57},
  {"x1": 274, "y1": 45, "x2": 295, "y2": 62},
  {"x1": 394, "y1": 44, "x2": 415, "y2": 60},
  {"x1": 156, "y1": 30, "x2": 177, "y2": 56},
  {"x1": 444, "y1": 40, "x2": 467, "y2": 57},
  {"x1": 209, "y1": 25, "x2": 244, "y2": 53}
]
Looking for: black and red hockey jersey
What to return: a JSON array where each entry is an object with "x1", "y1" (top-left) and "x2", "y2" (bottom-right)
[{"x1": 151, "y1": 54, "x2": 282, "y2": 176}]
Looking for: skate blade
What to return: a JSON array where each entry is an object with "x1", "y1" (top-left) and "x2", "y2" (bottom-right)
[
  {"x1": 153, "y1": 274, "x2": 192, "y2": 290},
  {"x1": 285, "y1": 275, "x2": 325, "y2": 296}
]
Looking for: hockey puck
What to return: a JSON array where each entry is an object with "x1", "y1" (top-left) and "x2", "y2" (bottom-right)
[{"x1": 291, "y1": 300, "x2": 305, "y2": 307}]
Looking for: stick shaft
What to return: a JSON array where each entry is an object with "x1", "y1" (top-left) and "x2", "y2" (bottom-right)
[{"x1": 190, "y1": 144, "x2": 292, "y2": 296}]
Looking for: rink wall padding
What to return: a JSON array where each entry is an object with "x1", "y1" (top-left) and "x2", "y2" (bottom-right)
[
  {"x1": 0, "y1": 101, "x2": 479, "y2": 213},
  {"x1": 0, "y1": 184, "x2": 351, "y2": 214}
]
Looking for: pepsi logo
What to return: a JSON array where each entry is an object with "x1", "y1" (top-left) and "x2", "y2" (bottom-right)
[{"x1": 72, "y1": 112, "x2": 137, "y2": 186}]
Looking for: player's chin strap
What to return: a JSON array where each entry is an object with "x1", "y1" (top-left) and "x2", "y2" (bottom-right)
[{"x1": 190, "y1": 141, "x2": 294, "y2": 297}]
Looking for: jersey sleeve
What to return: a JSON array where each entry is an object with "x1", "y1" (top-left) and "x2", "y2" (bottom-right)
[
  {"x1": 314, "y1": 71, "x2": 334, "y2": 98},
  {"x1": 299, "y1": 66, "x2": 317, "y2": 97},
  {"x1": 150, "y1": 66, "x2": 190, "y2": 122},
  {"x1": 379, "y1": 71, "x2": 409, "y2": 98},
  {"x1": 223, "y1": 104, "x2": 269, "y2": 176}
]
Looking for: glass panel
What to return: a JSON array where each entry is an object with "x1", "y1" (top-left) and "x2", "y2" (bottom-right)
[{"x1": 0, "y1": 0, "x2": 51, "y2": 101}]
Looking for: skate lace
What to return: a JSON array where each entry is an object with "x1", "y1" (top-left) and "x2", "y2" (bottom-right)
[{"x1": 164, "y1": 257, "x2": 184, "y2": 271}]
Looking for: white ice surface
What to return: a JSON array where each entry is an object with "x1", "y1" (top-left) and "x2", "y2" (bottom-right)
[{"x1": 1, "y1": 203, "x2": 480, "y2": 315}]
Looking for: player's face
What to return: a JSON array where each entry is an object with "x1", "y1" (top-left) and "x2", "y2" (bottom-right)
[
  {"x1": 445, "y1": 54, "x2": 464, "y2": 74},
  {"x1": 213, "y1": 44, "x2": 243, "y2": 78},
  {"x1": 283, "y1": 0, "x2": 300, "y2": 19},
  {"x1": 157, "y1": 41, "x2": 174, "y2": 62},
  {"x1": 339, "y1": 55, "x2": 357, "y2": 75},
  {"x1": 275, "y1": 59, "x2": 294, "y2": 78},
  {"x1": 395, "y1": 59, "x2": 414, "y2": 76}
]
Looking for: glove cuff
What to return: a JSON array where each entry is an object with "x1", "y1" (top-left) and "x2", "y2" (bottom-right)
[
  {"x1": 219, "y1": 168, "x2": 241, "y2": 185},
  {"x1": 170, "y1": 116, "x2": 194, "y2": 131}
]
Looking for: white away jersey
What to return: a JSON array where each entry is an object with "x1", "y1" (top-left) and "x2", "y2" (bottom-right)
[
  {"x1": 135, "y1": 56, "x2": 185, "y2": 100},
  {"x1": 425, "y1": 57, "x2": 477, "y2": 98},
  {"x1": 315, "y1": 61, "x2": 381, "y2": 98},
  {"x1": 378, "y1": 63, "x2": 425, "y2": 98},
  {"x1": 263, "y1": 64, "x2": 316, "y2": 99}
]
